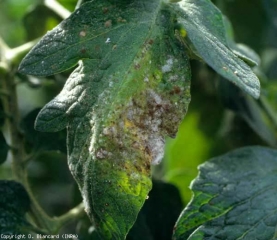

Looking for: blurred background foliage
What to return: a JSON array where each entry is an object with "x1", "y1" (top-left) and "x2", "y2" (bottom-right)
[{"x1": 0, "y1": 0, "x2": 277, "y2": 237}]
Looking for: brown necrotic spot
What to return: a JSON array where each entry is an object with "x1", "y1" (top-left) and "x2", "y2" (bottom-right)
[
  {"x1": 80, "y1": 47, "x2": 87, "y2": 54},
  {"x1": 104, "y1": 20, "x2": 112, "y2": 28},
  {"x1": 170, "y1": 86, "x2": 181, "y2": 95},
  {"x1": 102, "y1": 7, "x2": 109, "y2": 14},
  {"x1": 134, "y1": 64, "x2": 140, "y2": 70}
]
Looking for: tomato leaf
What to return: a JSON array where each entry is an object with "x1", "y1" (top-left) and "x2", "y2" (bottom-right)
[
  {"x1": 0, "y1": 180, "x2": 32, "y2": 234},
  {"x1": 0, "y1": 132, "x2": 9, "y2": 164},
  {"x1": 19, "y1": 0, "x2": 191, "y2": 238},
  {"x1": 170, "y1": 0, "x2": 260, "y2": 98},
  {"x1": 174, "y1": 146, "x2": 277, "y2": 240}
]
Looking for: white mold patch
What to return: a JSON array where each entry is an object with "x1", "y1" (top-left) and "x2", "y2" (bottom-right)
[
  {"x1": 161, "y1": 58, "x2": 174, "y2": 73},
  {"x1": 96, "y1": 148, "x2": 111, "y2": 159},
  {"x1": 148, "y1": 136, "x2": 165, "y2": 165},
  {"x1": 148, "y1": 89, "x2": 162, "y2": 105}
]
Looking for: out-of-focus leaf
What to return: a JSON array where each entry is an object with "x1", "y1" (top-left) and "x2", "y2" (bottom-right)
[
  {"x1": 19, "y1": 0, "x2": 191, "y2": 238},
  {"x1": 231, "y1": 43, "x2": 260, "y2": 67},
  {"x1": 170, "y1": 0, "x2": 260, "y2": 98},
  {"x1": 27, "y1": 151, "x2": 75, "y2": 217},
  {"x1": 23, "y1": 4, "x2": 62, "y2": 41},
  {"x1": 218, "y1": 78, "x2": 277, "y2": 147},
  {"x1": 0, "y1": 0, "x2": 39, "y2": 47},
  {"x1": 262, "y1": 49, "x2": 277, "y2": 80},
  {"x1": 0, "y1": 180, "x2": 33, "y2": 234},
  {"x1": 219, "y1": 0, "x2": 267, "y2": 52},
  {"x1": 0, "y1": 132, "x2": 9, "y2": 164},
  {"x1": 173, "y1": 146, "x2": 277, "y2": 240},
  {"x1": 222, "y1": 16, "x2": 260, "y2": 67},
  {"x1": 20, "y1": 108, "x2": 66, "y2": 152},
  {"x1": 127, "y1": 180, "x2": 183, "y2": 240},
  {"x1": 0, "y1": 101, "x2": 5, "y2": 127},
  {"x1": 263, "y1": 0, "x2": 277, "y2": 29}
]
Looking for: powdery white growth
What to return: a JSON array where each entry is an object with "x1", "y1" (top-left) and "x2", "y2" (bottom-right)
[
  {"x1": 148, "y1": 136, "x2": 165, "y2": 165},
  {"x1": 161, "y1": 58, "x2": 174, "y2": 73},
  {"x1": 148, "y1": 89, "x2": 162, "y2": 104}
]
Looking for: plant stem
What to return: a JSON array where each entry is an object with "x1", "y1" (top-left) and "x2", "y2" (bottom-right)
[
  {"x1": 7, "y1": 38, "x2": 40, "y2": 66},
  {"x1": 52, "y1": 203, "x2": 85, "y2": 233},
  {"x1": 75, "y1": 0, "x2": 84, "y2": 9},
  {"x1": 1, "y1": 69, "x2": 25, "y2": 181},
  {"x1": 44, "y1": 0, "x2": 71, "y2": 19}
]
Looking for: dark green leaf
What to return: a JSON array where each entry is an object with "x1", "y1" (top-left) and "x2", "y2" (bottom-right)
[
  {"x1": 218, "y1": 78, "x2": 277, "y2": 147},
  {"x1": 173, "y1": 146, "x2": 277, "y2": 240},
  {"x1": 0, "y1": 101, "x2": 5, "y2": 127},
  {"x1": 19, "y1": 0, "x2": 191, "y2": 238},
  {"x1": 0, "y1": 131, "x2": 9, "y2": 164},
  {"x1": 263, "y1": 0, "x2": 277, "y2": 29},
  {"x1": 0, "y1": 180, "x2": 32, "y2": 234},
  {"x1": 170, "y1": 0, "x2": 260, "y2": 98},
  {"x1": 21, "y1": 108, "x2": 66, "y2": 153}
]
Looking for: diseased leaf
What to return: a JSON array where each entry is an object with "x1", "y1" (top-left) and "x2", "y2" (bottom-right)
[
  {"x1": 173, "y1": 146, "x2": 277, "y2": 240},
  {"x1": 170, "y1": 0, "x2": 260, "y2": 98},
  {"x1": 0, "y1": 131, "x2": 9, "y2": 164},
  {"x1": 19, "y1": 0, "x2": 191, "y2": 238},
  {"x1": 0, "y1": 180, "x2": 32, "y2": 234}
]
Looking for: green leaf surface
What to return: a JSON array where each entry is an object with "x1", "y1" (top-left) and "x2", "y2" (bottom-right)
[
  {"x1": 19, "y1": 0, "x2": 191, "y2": 238},
  {"x1": 0, "y1": 180, "x2": 32, "y2": 234},
  {"x1": 170, "y1": 0, "x2": 260, "y2": 98},
  {"x1": 173, "y1": 146, "x2": 277, "y2": 240},
  {"x1": 0, "y1": 132, "x2": 9, "y2": 164}
]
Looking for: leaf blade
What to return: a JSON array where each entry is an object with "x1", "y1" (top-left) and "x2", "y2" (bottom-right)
[
  {"x1": 171, "y1": 0, "x2": 260, "y2": 98},
  {"x1": 20, "y1": 0, "x2": 191, "y2": 238},
  {"x1": 0, "y1": 180, "x2": 32, "y2": 234},
  {"x1": 173, "y1": 146, "x2": 277, "y2": 240}
]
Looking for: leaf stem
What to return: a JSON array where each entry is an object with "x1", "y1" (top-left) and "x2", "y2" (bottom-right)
[
  {"x1": 0, "y1": 36, "x2": 10, "y2": 52},
  {"x1": 44, "y1": 0, "x2": 71, "y2": 19},
  {"x1": 0, "y1": 63, "x2": 56, "y2": 232},
  {"x1": 6, "y1": 38, "x2": 40, "y2": 66},
  {"x1": 75, "y1": 0, "x2": 84, "y2": 10},
  {"x1": 52, "y1": 203, "x2": 85, "y2": 233},
  {"x1": 1, "y1": 69, "x2": 25, "y2": 181}
]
